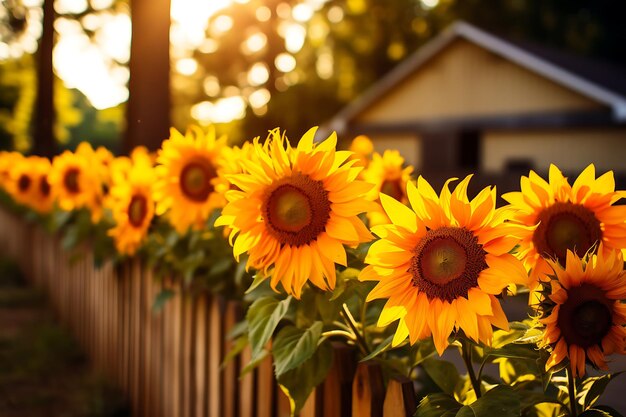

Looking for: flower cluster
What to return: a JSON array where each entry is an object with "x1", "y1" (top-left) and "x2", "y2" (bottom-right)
[{"x1": 1, "y1": 126, "x2": 625, "y2": 415}]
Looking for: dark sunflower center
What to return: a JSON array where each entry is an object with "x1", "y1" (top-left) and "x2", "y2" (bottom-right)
[
  {"x1": 380, "y1": 179, "x2": 404, "y2": 201},
  {"x1": 534, "y1": 202, "x2": 601, "y2": 265},
  {"x1": 557, "y1": 284, "x2": 612, "y2": 348},
  {"x1": 17, "y1": 174, "x2": 31, "y2": 192},
  {"x1": 128, "y1": 194, "x2": 148, "y2": 227},
  {"x1": 39, "y1": 176, "x2": 51, "y2": 197},
  {"x1": 410, "y1": 227, "x2": 487, "y2": 302},
  {"x1": 180, "y1": 159, "x2": 215, "y2": 202},
  {"x1": 262, "y1": 174, "x2": 331, "y2": 247},
  {"x1": 63, "y1": 168, "x2": 80, "y2": 194}
]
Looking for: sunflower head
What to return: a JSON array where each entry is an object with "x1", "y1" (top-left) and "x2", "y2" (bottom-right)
[
  {"x1": 348, "y1": 135, "x2": 374, "y2": 168},
  {"x1": 6, "y1": 155, "x2": 37, "y2": 207},
  {"x1": 216, "y1": 127, "x2": 374, "y2": 298},
  {"x1": 107, "y1": 159, "x2": 156, "y2": 256},
  {"x1": 503, "y1": 164, "x2": 626, "y2": 291},
  {"x1": 49, "y1": 150, "x2": 101, "y2": 213},
  {"x1": 538, "y1": 247, "x2": 626, "y2": 377},
  {"x1": 154, "y1": 126, "x2": 230, "y2": 233},
  {"x1": 360, "y1": 175, "x2": 530, "y2": 354},
  {"x1": 29, "y1": 157, "x2": 54, "y2": 214},
  {"x1": 362, "y1": 150, "x2": 414, "y2": 226}
]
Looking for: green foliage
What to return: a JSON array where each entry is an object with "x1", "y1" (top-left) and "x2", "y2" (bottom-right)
[
  {"x1": 277, "y1": 340, "x2": 333, "y2": 416},
  {"x1": 273, "y1": 322, "x2": 324, "y2": 376},
  {"x1": 246, "y1": 295, "x2": 292, "y2": 360},
  {"x1": 456, "y1": 386, "x2": 521, "y2": 417}
]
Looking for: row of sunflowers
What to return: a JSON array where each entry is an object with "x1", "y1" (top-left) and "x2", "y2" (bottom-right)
[{"x1": 1, "y1": 126, "x2": 625, "y2": 416}]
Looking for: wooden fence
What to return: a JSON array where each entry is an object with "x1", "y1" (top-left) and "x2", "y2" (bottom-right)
[{"x1": 0, "y1": 207, "x2": 417, "y2": 417}]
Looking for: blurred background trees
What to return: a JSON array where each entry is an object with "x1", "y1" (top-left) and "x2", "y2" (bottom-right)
[{"x1": 0, "y1": 0, "x2": 624, "y2": 153}]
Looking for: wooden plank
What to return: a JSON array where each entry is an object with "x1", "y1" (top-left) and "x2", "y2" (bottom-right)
[
  {"x1": 300, "y1": 389, "x2": 319, "y2": 417},
  {"x1": 131, "y1": 260, "x2": 144, "y2": 416},
  {"x1": 194, "y1": 294, "x2": 207, "y2": 417},
  {"x1": 161, "y1": 277, "x2": 174, "y2": 417},
  {"x1": 352, "y1": 362, "x2": 384, "y2": 417},
  {"x1": 149, "y1": 275, "x2": 164, "y2": 417},
  {"x1": 181, "y1": 290, "x2": 194, "y2": 417},
  {"x1": 256, "y1": 354, "x2": 275, "y2": 417},
  {"x1": 383, "y1": 378, "x2": 417, "y2": 417},
  {"x1": 222, "y1": 300, "x2": 240, "y2": 417},
  {"x1": 207, "y1": 296, "x2": 222, "y2": 417},
  {"x1": 277, "y1": 387, "x2": 291, "y2": 417},
  {"x1": 142, "y1": 263, "x2": 153, "y2": 417},
  {"x1": 238, "y1": 344, "x2": 254, "y2": 417},
  {"x1": 323, "y1": 344, "x2": 357, "y2": 417}
]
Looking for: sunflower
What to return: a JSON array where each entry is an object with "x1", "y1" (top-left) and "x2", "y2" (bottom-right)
[
  {"x1": 0, "y1": 151, "x2": 22, "y2": 191},
  {"x1": 153, "y1": 126, "x2": 230, "y2": 233},
  {"x1": 360, "y1": 175, "x2": 530, "y2": 354},
  {"x1": 215, "y1": 127, "x2": 374, "y2": 298},
  {"x1": 362, "y1": 150, "x2": 414, "y2": 226},
  {"x1": 49, "y1": 149, "x2": 100, "y2": 212},
  {"x1": 502, "y1": 164, "x2": 626, "y2": 293},
  {"x1": 29, "y1": 157, "x2": 54, "y2": 214},
  {"x1": 348, "y1": 135, "x2": 374, "y2": 169},
  {"x1": 539, "y1": 247, "x2": 626, "y2": 377},
  {"x1": 107, "y1": 158, "x2": 156, "y2": 255},
  {"x1": 6, "y1": 155, "x2": 36, "y2": 207}
]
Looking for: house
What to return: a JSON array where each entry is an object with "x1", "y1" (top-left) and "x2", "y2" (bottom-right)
[{"x1": 326, "y1": 21, "x2": 626, "y2": 187}]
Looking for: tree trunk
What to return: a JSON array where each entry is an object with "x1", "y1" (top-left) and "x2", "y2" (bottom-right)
[
  {"x1": 32, "y1": 0, "x2": 55, "y2": 157},
  {"x1": 124, "y1": 0, "x2": 171, "y2": 153}
]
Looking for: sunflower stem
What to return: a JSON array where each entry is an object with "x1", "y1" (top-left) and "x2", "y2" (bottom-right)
[
  {"x1": 567, "y1": 365, "x2": 578, "y2": 417},
  {"x1": 461, "y1": 340, "x2": 482, "y2": 399},
  {"x1": 341, "y1": 303, "x2": 370, "y2": 356},
  {"x1": 321, "y1": 330, "x2": 356, "y2": 341}
]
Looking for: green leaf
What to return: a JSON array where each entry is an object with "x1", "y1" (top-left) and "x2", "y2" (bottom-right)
[
  {"x1": 247, "y1": 296, "x2": 292, "y2": 360},
  {"x1": 277, "y1": 340, "x2": 333, "y2": 416},
  {"x1": 579, "y1": 410, "x2": 612, "y2": 417},
  {"x1": 593, "y1": 406, "x2": 624, "y2": 417},
  {"x1": 245, "y1": 272, "x2": 268, "y2": 294},
  {"x1": 152, "y1": 289, "x2": 175, "y2": 312},
  {"x1": 411, "y1": 339, "x2": 436, "y2": 366},
  {"x1": 580, "y1": 372, "x2": 624, "y2": 410},
  {"x1": 221, "y1": 334, "x2": 248, "y2": 369},
  {"x1": 484, "y1": 343, "x2": 540, "y2": 361},
  {"x1": 518, "y1": 391, "x2": 563, "y2": 411},
  {"x1": 422, "y1": 358, "x2": 460, "y2": 395},
  {"x1": 414, "y1": 393, "x2": 462, "y2": 417},
  {"x1": 241, "y1": 349, "x2": 270, "y2": 377},
  {"x1": 455, "y1": 385, "x2": 520, "y2": 417},
  {"x1": 360, "y1": 334, "x2": 394, "y2": 362},
  {"x1": 273, "y1": 322, "x2": 323, "y2": 377}
]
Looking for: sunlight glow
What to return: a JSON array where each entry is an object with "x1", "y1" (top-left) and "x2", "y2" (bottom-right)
[
  {"x1": 247, "y1": 62, "x2": 269, "y2": 86},
  {"x1": 54, "y1": 0, "x2": 88, "y2": 15},
  {"x1": 175, "y1": 58, "x2": 198, "y2": 75},
  {"x1": 275, "y1": 53, "x2": 296, "y2": 73},
  {"x1": 420, "y1": 0, "x2": 439, "y2": 9},
  {"x1": 191, "y1": 96, "x2": 246, "y2": 124}
]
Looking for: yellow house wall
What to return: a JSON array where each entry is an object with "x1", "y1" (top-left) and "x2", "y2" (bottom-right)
[
  {"x1": 356, "y1": 40, "x2": 604, "y2": 123},
  {"x1": 369, "y1": 134, "x2": 423, "y2": 170},
  {"x1": 482, "y1": 129, "x2": 626, "y2": 173}
]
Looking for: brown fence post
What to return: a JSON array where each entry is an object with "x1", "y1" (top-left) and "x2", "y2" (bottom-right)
[
  {"x1": 322, "y1": 344, "x2": 357, "y2": 417},
  {"x1": 352, "y1": 362, "x2": 384, "y2": 417},
  {"x1": 383, "y1": 378, "x2": 417, "y2": 417}
]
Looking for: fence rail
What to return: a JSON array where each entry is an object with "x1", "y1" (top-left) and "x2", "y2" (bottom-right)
[{"x1": 0, "y1": 207, "x2": 417, "y2": 417}]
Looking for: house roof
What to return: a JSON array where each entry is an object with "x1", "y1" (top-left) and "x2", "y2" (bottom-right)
[{"x1": 327, "y1": 21, "x2": 626, "y2": 134}]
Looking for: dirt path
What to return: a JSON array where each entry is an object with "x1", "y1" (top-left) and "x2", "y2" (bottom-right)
[{"x1": 0, "y1": 260, "x2": 130, "y2": 417}]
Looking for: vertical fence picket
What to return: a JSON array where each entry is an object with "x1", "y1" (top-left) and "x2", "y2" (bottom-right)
[
  {"x1": 195, "y1": 294, "x2": 208, "y2": 417},
  {"x1": 256, "y1": 354, "x2": 275, "y2": 417},
  {"x1": 181, "y1": 289, "x2": 195, "y2": 417},
  {"x1": 352, "y1": 362, "x2": 385, "y2": 417},
  {"x1": 207, "y1": 296, "x2": 222, "y2": 417},
  {"x1": 238, "y1": 344, "x2": 254, "y2": 417},
  {"x1": 222, "y1": 300, "x2": 240, "y2": 417},
  {"x1": 323, "y1": 344, "x2": 357, "y2": 417},
  {"x1": 383, "y1": 378, "x2": 417, "y2": 417}
]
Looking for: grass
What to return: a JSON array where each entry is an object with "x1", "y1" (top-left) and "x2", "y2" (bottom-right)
[{"x1": 0, "y1": 256, "x2": 130, "y2": 417}]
